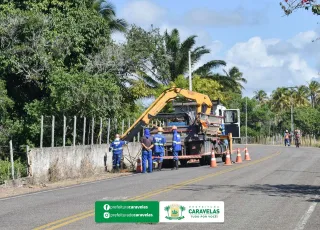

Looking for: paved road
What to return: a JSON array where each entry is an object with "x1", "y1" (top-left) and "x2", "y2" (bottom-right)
[{"x1": 0, "y1": 145, "x2": 319, "y2": 230}]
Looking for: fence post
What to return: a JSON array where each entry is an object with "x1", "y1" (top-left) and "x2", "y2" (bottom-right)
[
  {"x1": 40, "y1": 115, "x2": 43, "y2": 148},
  {"x1": 51, "y1": 116, "x2": 55, "y2": 147},
  {"x1": 107, "y1": 118, "x2": 111, "y2": 145},
  {"x1": 26, "y1": 145, "x2": 30, "y2": 176},
  {"x1": 9, "y1": 140, "x2": 14, "y2": 180},
  {"x1": 83, "y1": 117, "x2": 86, "y2": 145},
  {"x1": 73, "y1": 116, "x2": 77, "y2": 147},
  {"x1": 128, "y1": 118, "x2": 130, "y2": 130},
  {"x1": 99, "y1": 117, "x2": 102, "y2": 145},
  {"x1": 91, "y1": 117, "x2": 95, "y2": 145},
  {"x1": 63, "y1": 116, "x2": 66, "y2": 147}
]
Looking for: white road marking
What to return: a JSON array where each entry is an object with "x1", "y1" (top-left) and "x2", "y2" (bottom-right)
[
  {"x1": 294, "y1": 195, "x2": 319, "y2": 230},
  {"x1": 0, "y1": 174, "x2": 137, "y2": 201},
  {"x1": 101, "y1": 196, "x2": 128, "y2": 200}
]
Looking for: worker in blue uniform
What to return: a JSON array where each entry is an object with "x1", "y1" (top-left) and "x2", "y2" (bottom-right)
[
  {"x1": 153, "y1": 127, "x2": 166, "y2": 171},
  {"x1": 171, "y1": 126, "x2": 181, "y2": 170},
  {"x1": 109, "y1": 134, "x2": 127, "y2": 173},
  {"x1": 140, "y1": 128, "x2": 154, "y2": 173}
]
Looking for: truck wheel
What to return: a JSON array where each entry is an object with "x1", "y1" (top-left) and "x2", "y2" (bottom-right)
[{"x1": 180, "y1": 160, "x2": 188, "y2": 167}]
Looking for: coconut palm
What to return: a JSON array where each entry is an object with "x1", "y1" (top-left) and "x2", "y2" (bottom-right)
[
  {"x1": 223, "y1": 66, "x2": 247, "y2": 93},
  {"x1": 254, "y1": 90, "x2": 268, "y2": 104},
  {"x1": 270, "y1": 87, "x2": 291, "y2": 112},
  {"x1": 164, "y1": 29, "x2": 226, "y2": 81},
  {"x1": 307, "y1": 80, "x2": 320, "y2": 108},
  {"x1": 293, "y1": 85, "x2": 310, "y2": 107},
  {"x1": 92, "y1": 0, "x2": 128, "y2": 33}
]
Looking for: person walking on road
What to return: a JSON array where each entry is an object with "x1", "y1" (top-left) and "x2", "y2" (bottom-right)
[
  {"x1": 284, "y1": 130, "x2": 291, "y2": 146},
  {"x1": 171, "y1": 126, "x2": 181, "y2": 170},
  {"x1": 141, "y1": 128, "x2": 154, "y2": 173},
  {"x1": 109, "y1": 134, "x2": 127, "y2": 173},
  {"x1": 153, "y1": 127, "x2": 166, "y2": 171}
]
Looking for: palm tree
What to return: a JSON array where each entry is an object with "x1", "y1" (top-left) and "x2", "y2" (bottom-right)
[
  {"x1": 92, "y1": 0, "x2": 128, "y2": 33},
  {"x1": 179, "y1": 206, "x2": 186, "y2": 216},
  {"x1": 307, "y1": 80, "x2": 320, "y2": 108},
  {"x1": 223, "y1": 66, "x2": 247, "y2": 93},
  {"x1": 293, "y1": 85, "x2": 310, "y2": 107},
  {"x1": 254, "y1": 90, "x2": 268, "y2": 104},
  {"x1": 270, "y1": 87, "x2": 291, "y2": 112},
  {"x1": 164, "y1": 29, "x2": 226, "y2": 81}
]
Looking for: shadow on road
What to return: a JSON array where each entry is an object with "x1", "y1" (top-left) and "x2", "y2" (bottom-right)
[{"x1": 176, "y1": 184, "x2": 320, "y2": 202}]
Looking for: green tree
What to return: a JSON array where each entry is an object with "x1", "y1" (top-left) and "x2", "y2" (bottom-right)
[
  {"x1": 92, "y1": 0, "x2": 128, "y2": 33},
  {"x1": 270, "y1": 87, "x2": 291, "y2": 112},
  {"x1": 164, "y1": 28, "x2": 226, "y2": 81},
  {"x1": 279, "y1": 0, "x2": 320, "y2": 16},
  {"x1": 222, "y1": 66, "x2": 247, "y2": 93},
  {"x1": 254, "y1": 90, "x2": 269, "y2": 104},
  {"x1": 308, "y1": 80, "x2": 320, "y2": 108},
  {"x1": 293, "y1": 85, "x2": 310, "y2": 107}
]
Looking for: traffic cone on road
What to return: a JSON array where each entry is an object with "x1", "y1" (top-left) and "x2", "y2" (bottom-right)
[
  {"x1": 210, "y1": 151, "x2": 217, "y2": 168},
  {"x1": 136, "y1": 157, "x2": 142, "y2": 173},
  {"x1": 224, "y1": 149, "x2": 232, "y2": 166},
  {"x1": 235, "y1": 148, "x2": 242, "y2": 163},
  {"x1": 244, "y1": 147, "x2": 251, "y2": 161}
]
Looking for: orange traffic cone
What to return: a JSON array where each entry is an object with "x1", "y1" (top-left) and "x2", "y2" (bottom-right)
[
  {"x1": 244, "y1": 147, "x2": 251, "y2": 161},
  {"x1": 235, "y1": 148, "x2": 242, "y2": 163},
  {"x1": 224, "y1": 149, "x2": 232, "y2": 166},
  {"x1": 210, "y1": 151, "x2": 217, "y2": 168},
  {"x1": 136, "y1": 157, "x2": 142, "y2": 173}
]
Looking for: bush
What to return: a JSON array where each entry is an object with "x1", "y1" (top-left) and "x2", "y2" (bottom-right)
[{"x1": 0, "y1": 159, "x2": 27, "y2": 184}]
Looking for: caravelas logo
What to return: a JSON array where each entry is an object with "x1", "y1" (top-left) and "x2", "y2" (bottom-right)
[
  {"x1": 164, "y1": 204, "x2": 185, "y2": 220},
  {"x1": 160, "y1": 201, "x2": 224, "y2": 223}
]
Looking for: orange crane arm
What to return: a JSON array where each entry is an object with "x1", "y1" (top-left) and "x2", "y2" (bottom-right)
[{"x1": 121, "y1": 87, "x2": 212, "y2": 141}]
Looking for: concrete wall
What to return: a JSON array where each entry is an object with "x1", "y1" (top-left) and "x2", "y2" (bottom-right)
[{"x1": 28, "y1": 143, "x2": 141, "y2": 183}]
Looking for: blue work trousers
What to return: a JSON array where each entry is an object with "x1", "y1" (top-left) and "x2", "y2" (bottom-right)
[
  {"x1": 112, "y1": 154, "x2": 122, "y2": 168},
  {"x1": 154, "y1": 152, "x2": 164, "y2": 163},
  {"x1": 142, "y1": 150, "x2": 153, "y2": 173},
  {"x1": 285, "y1": 139, "x2": 290, "y2": 146},
  {"x1": 173, "y1": 151, "x2": 179, "y2": 160}
]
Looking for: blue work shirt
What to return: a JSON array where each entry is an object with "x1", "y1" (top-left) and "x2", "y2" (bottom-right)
[
  {"x1": 110, "y1": 140, "x2": 127, "y2": 155},
  {"x1": 153, "y1": 133, "x2": 166, "y2": 153},
  {"x1": 220, "y1": 124, "x2": 226, "y2": 135},
  {"x1": 172, "y1": 130, "x2": 181, "y2": 151}
]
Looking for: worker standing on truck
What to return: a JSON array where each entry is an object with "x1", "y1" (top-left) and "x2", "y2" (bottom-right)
[
  {"x1": 171, "y1": 126, "x2": 181, "y2": 170},
  {"x1": 141, "y1": 128, "x2": 154, "y2": 173},
  {"x1": 109, "y1": 134, "x2": 127, "y2": 173},
  {"x1": 153, "y1": 127, "x2": 166, "y2": 171}
]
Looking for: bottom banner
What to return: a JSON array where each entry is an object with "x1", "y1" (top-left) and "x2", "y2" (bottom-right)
[{"x1": 159, "y1": 201, "x2": 224, "y2": 223}]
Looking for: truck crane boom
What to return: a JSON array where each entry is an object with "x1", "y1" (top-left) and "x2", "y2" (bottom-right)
[{"x1": 121, "y1": 87, "x2": 212, "y2": 141}]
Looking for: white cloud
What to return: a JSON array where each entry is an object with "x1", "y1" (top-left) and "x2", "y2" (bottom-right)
[
  {"x1": 225, "y1": 32, "x2": 319, "y2": 97},
  {"x1": 121, "y1": 0, "x2": 167, "y2": 27}
]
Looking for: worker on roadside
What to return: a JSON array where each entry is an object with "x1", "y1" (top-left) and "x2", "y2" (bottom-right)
[
  {"x1": 153, "y1": 127, "x2": 166, "y2": 171},
  {"x1": 171, "y1": 126, "x2": 181, "y2": 170},
  {"x1": 284, "y1": 130, "x2": 291, "y2": 146},
  {"x1": 109, "y1": 134, "x2": 127, "y2": 173},
  {"x1": 141, "y1": 128, "x2": 154, "y2": 173}
]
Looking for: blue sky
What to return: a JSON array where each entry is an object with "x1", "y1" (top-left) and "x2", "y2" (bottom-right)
[{"x1": 111, "y1": 0, "x2": 320, "y2": 97}]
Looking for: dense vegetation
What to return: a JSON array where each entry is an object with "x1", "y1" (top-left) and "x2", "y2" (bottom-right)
[{"x1": 0, "y1": 0, "x2": 319, "y2": 165}]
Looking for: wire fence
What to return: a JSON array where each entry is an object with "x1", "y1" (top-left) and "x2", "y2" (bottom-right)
[
  {"x1": 235, "y1": 134, "x2": 320, "y2": 147},
  {"x1": 39, "y1": 115, "x2": 170, "y2": 148}
]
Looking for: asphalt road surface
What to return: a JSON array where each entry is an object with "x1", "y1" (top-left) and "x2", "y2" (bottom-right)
[{"x1": 1, "y1": 144, "x2": 319, "y2": 230}]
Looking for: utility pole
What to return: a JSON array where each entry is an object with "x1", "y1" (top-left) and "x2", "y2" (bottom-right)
[
  {"x1": 286, "y1": 86, "x2": 297, "y2": 133},
  {"x1": 245, "y1": 97, "x2": 247, "y2": 146},
  {"x1": 188, "y1": 51, "x2": 192, "y2": 91}
]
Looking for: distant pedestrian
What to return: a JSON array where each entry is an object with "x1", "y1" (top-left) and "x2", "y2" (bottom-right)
[
  {"x1": 171, "y1": 126, "x2": 181, "y2": 170},
  {"x1": 284, "y1": 130, "x2": 291, "y2": 146},
  {"x1": 153, "y1": 127, "x2": 166, "y2": 171},
  {"x1": 141, "y1": 128, "x2": 154, "y2": 173},
  {"x1": 109, "y1": 134, "x2": 127, "y2": 173}
]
